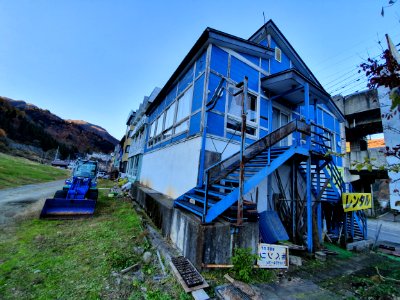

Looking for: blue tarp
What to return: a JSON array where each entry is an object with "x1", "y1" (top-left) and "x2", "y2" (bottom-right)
[{"x1": 259, "y1": 211, "x2": 289, "y2": 243}]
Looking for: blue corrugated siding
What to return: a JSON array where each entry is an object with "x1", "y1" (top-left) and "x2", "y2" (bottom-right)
[
  {"x1": 178, "y1": 65, "x2": 194, "y2": 95},
  {"x1": 164, "y1": 85, "x2": 177, "y2": 109},
  {"x1": 270, "y1": 38, "x2": 290, "y2": 74},
  {"x1": 260, "y1": 98, "x2": 269, "y2": 128},
  {"x1": 207, "y1": 112, "x2": 225, "y2": 136},
  {"x1": 261, "y1": 58, "x2": 269, "y2": 73},
  {"x1": 230, "y1": 57, "x2": 259, "y2": 92},
  {"x1": 195, "y1": 51, "x2": 206, "y2": 77},
  {"x1": 260, "y1": 129, "x2": 268, "y2": 138},
  {"x1": 189, "y1": 112, "x2": 201, "y2": 136},
  {"x1": 192, "y1": 74, "x2": 205, "y2": 113},
  {"x1": 237, "y1": 51, "x2": 260, "y2": 66},
  {"x1": 207, "y1": 73, "x2": 226, "y2": 112},
  {"x1": 210, "y1": 46, "x2": 228, "y2": 76}
]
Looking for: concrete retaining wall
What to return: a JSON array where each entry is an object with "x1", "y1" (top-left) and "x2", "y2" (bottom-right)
[{"x1": 131, "y1": 183, "x2": 259, "y2": 268}]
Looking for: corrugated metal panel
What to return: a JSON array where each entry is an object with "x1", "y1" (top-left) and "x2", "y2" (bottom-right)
[
  {"x1": 189, "y1": 112, "x2": 201, "y2": 136},
  {"x1": 269, "y1": 37, "x2": 291, "y2": 74},
  {"x1": 195, "y1": 51, "x2": 207, "y2": 77},
  {"x1": 260, "y1": 129, "x2": 268, "y2": 138},
  {"x1": 261, "y1": 58, "x2": 269, "y2": 73},
  {"x1": 207, "y1": 112, "x2": 225, "y2": 137},
  {"x1": 210, "y1": 46, "x2": 229, "y2": 76},
  {"x1": 178, "y1": 65, "x2": 194, "y2": 95},
  {"x1": 192, "y1": 75, "x2": 205, "y2": 112},
  {"x1": 237, "y1": 51, "x2": 260, "y2": 66},
  {"x1": 207, "y1": 73, "x2": 226, "y2": 112},
  {"x1": 260, "y1": 98, "x2": 269, "y2": 128},
  {"x1": 230, "y1": 56, "x2": 259, "y2": 92}
]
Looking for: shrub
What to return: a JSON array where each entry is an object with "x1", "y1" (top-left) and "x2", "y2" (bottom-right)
[{"x1": 231, "y1": 247, "x2": 257, "y2": 283}]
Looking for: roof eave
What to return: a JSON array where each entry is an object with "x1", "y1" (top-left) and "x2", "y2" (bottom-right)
[{"x1": 146, "y1": 28, "x2": 274, "y2": 115}]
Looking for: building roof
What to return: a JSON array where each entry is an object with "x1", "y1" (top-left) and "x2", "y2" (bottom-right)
[
  {"x1": 261, "y1": 69, "x2": 345, "y2": 122},
  {"x1": 146, "y1": 27, "x2": 274, "y2": 114},
  {"x1": 249, "y1": 19, "x2": 324, "y2": 90}
]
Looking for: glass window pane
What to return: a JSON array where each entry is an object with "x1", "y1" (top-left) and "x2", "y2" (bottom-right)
[
  {"x1": 164, "y1": 102, "x2": 176, "y2": 130},
  {"x1": 227, "y1": 88, "x2": 242, "y2": 118},
  {"x1": 176, "y1": 87, "x2": 192, "y2": 123},
  {"x1": 174, "y1": 120, "x2": 188, "y2": 134},
  {"x1": 149, "y1": 122, "x2": 155, "y2": 138},
  {"x1": 228, "y1": 89, "x2": 257, "y2": 122},
  {"x1": 156, "y1": 115, "x2": 164, "y2": 136},
  {"x1": 247, "y1": 94, "x2": 257, "y2": 123}
]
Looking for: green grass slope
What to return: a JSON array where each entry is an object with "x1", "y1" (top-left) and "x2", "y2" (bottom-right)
[{"x1": 0, "y1": 153, "x2": 69, "y2": 189}]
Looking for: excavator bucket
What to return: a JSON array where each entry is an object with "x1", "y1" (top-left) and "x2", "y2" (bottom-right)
[{"x1": 40, "y1": 198, "x2": 96, "y2": 219}]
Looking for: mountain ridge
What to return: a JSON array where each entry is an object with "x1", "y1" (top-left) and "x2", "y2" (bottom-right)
[{"x1": 0, "y1": 96, "x2": 118, "y2": 158}]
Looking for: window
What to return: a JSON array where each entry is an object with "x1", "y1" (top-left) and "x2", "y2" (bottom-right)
[
  {"x1": 125, "y1": 145, "x2": 130, "y2": 153},
  {"x1": 176, "y1": 86, "x2": 192, "y2": 123},
  {"x1": 226, "y1": 86, "x2": 258, "y2": 138},
  {"x1": 163, "y1": 102, "x2": 175, "y2": 138},
  {"x1": 155, "y1": 114, "x2": 164, "y2": 137},
  {"x1": 149, "y1": 121, "x2": 155, "y2": 139},
  {"x1": 147, "y1": 85, "x2": 193, "y2": 147},
  {"x1": 275, "y1": 47, "x2": 282, "y2": 62}
]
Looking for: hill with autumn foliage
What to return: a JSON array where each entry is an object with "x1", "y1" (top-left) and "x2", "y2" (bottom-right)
[{"x1": 0, "y1": 96, "x2": 118, "y2": 160}]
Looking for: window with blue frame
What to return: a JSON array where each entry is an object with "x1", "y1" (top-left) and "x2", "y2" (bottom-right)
[
  {"x1": 226, "y1": 85, "x2": 258, "y2": 137},
  {"x1": 147, "y1": 85, "x2": 194, "y2": 147}
]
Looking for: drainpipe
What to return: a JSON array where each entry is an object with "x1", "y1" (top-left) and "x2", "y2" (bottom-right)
[{"x1": 304, "y1": 82, "x2": 313, "y2": 252}]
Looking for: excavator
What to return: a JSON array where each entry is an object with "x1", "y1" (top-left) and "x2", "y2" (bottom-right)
[{"x1": 40, "y1": 160, "x2": 99, "y2": 219}]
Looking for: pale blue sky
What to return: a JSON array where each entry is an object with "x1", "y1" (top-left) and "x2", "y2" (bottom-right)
[{"x1": 0, "y1": 0, "x2": 399, "y2": 139}]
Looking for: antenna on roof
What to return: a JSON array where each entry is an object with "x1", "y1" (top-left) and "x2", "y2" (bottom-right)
[{"x1": 262, "y1": 11, "x2": 269, "y2": 47}]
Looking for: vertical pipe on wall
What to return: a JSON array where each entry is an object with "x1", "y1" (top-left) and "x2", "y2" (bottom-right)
[
  {"x1": 197, "y1": 45, "x2": 212, "y2": 187},
  {"x1": 304, "y1": 82, "x2": 313, "y2": 252},
  {"x1": 292, "y1": 160, "x2": 296, "y2": 241},
  {"x1": 306, "y1": 156, "x2": 313, "y2": 252},
  {"x1": 314, "y1": 99, "x2": 322, "y2": 243}
]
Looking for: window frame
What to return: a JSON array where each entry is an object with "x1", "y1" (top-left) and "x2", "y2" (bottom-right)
[
  {"x1": 225, "y1": 85, "x2": 258, "y2": 139},
  {"x1": 275, "y1": 47, "x2": 282, "y2": 62}
]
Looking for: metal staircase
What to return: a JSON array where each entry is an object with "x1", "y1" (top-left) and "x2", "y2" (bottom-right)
[
  {"x1": 174, "y1": 120, "x2": 310, "y2": 224},
  {"x1": 297, "y1": 123, "x2": 367, "y2": 240}
]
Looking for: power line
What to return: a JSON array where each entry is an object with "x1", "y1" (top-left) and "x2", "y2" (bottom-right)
[
  {"x1": 325, "y1": 70, "x2": 361, "y2": 89},
  {"x1": 328, "y1": 74, "x2": 367, "y2": 94}
]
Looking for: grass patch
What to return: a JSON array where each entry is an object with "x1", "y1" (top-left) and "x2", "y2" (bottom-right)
[
  {"x1": 324, "y1": 243, "x2": 354, "y2": 259},
  {"x1": 0, "y1": 152, "x2": 69, "y2": 189},
  {"x1": 0, "y1": 183, "x2": 188, "y2": 299}
]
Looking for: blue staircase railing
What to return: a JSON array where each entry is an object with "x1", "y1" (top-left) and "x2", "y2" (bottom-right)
[
  {"x1": 174, "y1": 120, "x2": 311, "y2": 223},
  {"x1": 308, "y1": 123, "x2": 367, "y2": 240}
]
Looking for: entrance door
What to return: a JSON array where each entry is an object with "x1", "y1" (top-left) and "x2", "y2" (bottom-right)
[{"x1": 272, "y1": 108, "x2": 290, "y2": 146}]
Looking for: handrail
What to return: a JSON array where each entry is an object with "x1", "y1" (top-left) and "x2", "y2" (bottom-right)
[{"x1": 205, "y1": 120, "x2": 311, "y2": 185}]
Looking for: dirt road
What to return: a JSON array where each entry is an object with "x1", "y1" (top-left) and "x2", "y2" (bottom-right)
[
  {"x1": 0, "y1": 180, "x2": 65, "y2": 225},
  {"x1": 368, "y1": 216, "x2": 400, "y2": 247}
]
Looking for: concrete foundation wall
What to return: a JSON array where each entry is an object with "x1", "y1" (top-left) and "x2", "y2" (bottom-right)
[{"x1": 131, "y1": 183, "x2": 259, "y2": 268}]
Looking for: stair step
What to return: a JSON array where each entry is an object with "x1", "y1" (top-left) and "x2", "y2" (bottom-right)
[
  {"x1": 193, "y1": 188, "x2": 227, "y2": 198},
  {"x1": 220, "y1": 178, "x2": 239, "y2": 184},
  {"x1": 210, "y1": 184, "x2": 235, "y2": 191},
  {"x1": 175, "y1": 200, "x2": 203, "y2": 217},
  {"x1": 185, "y1": 193, "x2": 216, "y2": 205},
  {"x1": 244, "y1": 164, "x2": 265, "y2": 169}
]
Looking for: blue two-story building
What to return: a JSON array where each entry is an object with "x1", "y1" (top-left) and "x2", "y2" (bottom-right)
[{"x1": 134, "y1": 20, "x2": 366, "y2": 255}]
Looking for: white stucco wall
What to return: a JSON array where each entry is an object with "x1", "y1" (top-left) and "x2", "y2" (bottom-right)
[
  {"x1": 140, "y1": 137, "x2": 202, "y2": 198},
  {"x1": 379, "y1": 87, "x2": 400, "y2": 212}
]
